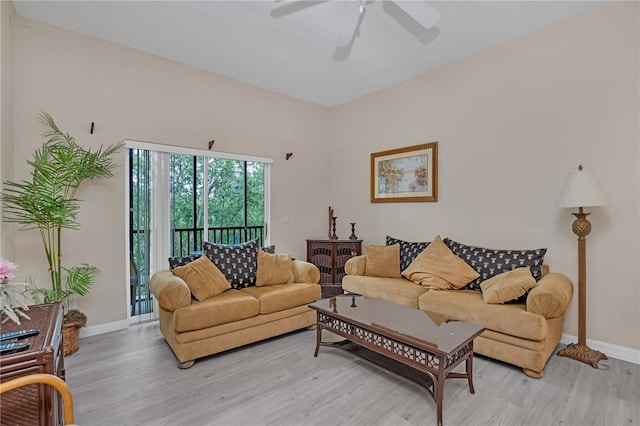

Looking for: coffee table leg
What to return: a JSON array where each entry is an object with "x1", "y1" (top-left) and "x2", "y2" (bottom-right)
[
  {"x1": 466, "y1": 354, "x2": 475, "y2": 394},
  {"x1": 314, "y1": 316, "x2": 321, "y2": 357},
  {"x1": 435, "y1": 367, "x2": 445, "y2": 426}
]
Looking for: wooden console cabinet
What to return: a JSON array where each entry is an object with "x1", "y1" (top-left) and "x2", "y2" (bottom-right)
[
  {"x1": 306, "y1": 238, "x2": 362, "y2": 297},
  {"x1": 0, "y1": 303, "x2": 65, "y2": 426}
]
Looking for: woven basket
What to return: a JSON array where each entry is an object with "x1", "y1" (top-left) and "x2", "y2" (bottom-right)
[{"x1": 63, "y1": 321, "x2": 82, "y2": 356}]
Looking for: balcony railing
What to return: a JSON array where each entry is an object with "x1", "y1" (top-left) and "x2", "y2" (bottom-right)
[
  {"x1": 171, "y1": 225, "x2": 265, "y2": 257},
  {"x1": 130, "y1": 225, "x2": 264, "y2": 316}
]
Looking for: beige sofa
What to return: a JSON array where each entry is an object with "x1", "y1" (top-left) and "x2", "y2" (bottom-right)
[
  {"x1": 150, "y1": 259, "x2": 321, "y2": 368},
  {"x1": 343, "y1": 252, "x2": 573, "y2": 378}
]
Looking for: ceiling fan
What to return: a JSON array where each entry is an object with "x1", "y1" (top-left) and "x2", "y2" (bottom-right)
[
  {"x1": 335, "y1": 0, "x2": 441, "y2": 46},
  {"x1": 273, "y1": 0, "x2": 441, "y2": 47}
]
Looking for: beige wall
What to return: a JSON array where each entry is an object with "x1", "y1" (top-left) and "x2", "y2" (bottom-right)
[
  {"x1": 11, "y1": 17, "x2": 330, "y2": 326},
  {"x1": 328, "y1": 2, "x2": 639, "y2": 352},
  {"x1": 6, "y1": 3, "x2": 639, "y2": 354},
  {"x1": 0, "y1": 0, "x2": 15, "y2": 258}
]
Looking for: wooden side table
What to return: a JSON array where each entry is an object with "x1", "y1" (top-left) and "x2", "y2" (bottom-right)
[
  {"x1": 0, "y1": 303, "x2": 65, "y2": 426},
  {"x1": 306, "y1": 238, "x2": 362, "y2": 297}
]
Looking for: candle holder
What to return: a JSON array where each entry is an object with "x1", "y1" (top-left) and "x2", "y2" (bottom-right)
[
  {"x1": 330, "y1": 217, "x2": 338, "y2": 240},
  {"x1": 329, "y1": 297, "x2": 338, "y2": 313},
  {"x1": 349, "y1": 223, "x2": 358, "y2": 240}
]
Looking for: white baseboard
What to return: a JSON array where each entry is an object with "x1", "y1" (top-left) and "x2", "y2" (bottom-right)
[
  {"x1": 561, "y1": 334, "x2": 640, "y2": 365},
  {"x1": 79, "y1": 320, "x2": 129, "y2": 338}
]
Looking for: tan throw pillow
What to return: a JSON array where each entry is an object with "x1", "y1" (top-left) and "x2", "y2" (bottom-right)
[
  {"x1": 365, "y1": 244, "x2": 401, "y2": 278},
  {"x1": 401, "y1": 235, "x2": 480, "y2": 290},
  {"x1": 256, "y1": 250, "x2": 295, "y2": 286},
  {"x1": 480, "y1": 267, "x2": 537, "y2": 304},
  {"x1": 172, "y1": 255, "x2": 231, "y2": 301}
]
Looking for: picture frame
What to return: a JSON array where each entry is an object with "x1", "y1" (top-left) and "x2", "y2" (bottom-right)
[{"x1": 370, "y1": 142, "x2": 438, "y2": 203}]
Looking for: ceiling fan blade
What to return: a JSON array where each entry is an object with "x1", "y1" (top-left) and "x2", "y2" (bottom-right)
[
  {"x1": 392, "y1": 0, "x2": 441, "y2": 29},
  {"x1": 270, "y1": 1, "x2": 328, "y2": 19},
  {"x1": 335, "y1": 0, "x2": 362, "y2": 47}
]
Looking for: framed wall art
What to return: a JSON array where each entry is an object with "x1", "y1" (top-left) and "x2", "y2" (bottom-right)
[{"x1": 370, "y1": 142, "x2": 438, "y2": 203}]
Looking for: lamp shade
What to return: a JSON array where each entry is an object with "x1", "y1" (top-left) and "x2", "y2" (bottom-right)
[{"x1": 558, "y1": 166, "x2": 610, "y2": 208}]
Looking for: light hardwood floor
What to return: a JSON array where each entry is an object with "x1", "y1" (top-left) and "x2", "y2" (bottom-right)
[{"x1": 65, "y1": 322, "x2": 639, "y2": 426}]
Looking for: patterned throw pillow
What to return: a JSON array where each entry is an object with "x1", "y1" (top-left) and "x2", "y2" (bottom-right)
[
  {"x1": 386, "y1": 236, "x2": 430, "y2": 272},
  {"x1": 443, "y1": 238, "x2": 547, "y2": 291},
  {"x1": 203, "y1": 239, "x2": 260, "y2": 288},
  {"x1": 168, "y1": 255, "x2": 198, "y2": 270}
]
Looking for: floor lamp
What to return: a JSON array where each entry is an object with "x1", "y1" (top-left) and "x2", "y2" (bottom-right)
[{"x1": 557, "y1": 165, "x2": 609, "y2": 368}]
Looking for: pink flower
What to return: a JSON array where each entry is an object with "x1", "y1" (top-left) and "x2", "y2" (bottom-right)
[{"x1": 0, "y1": 258, "x2": 18, "y2": 281}]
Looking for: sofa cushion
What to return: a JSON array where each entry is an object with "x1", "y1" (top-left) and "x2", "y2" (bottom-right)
[
  {"x1": 173, "y1": 289, "x2": 260, "y2": 332},
  {"x1": 168, "y1": 255, "x2": 198, "y2": 270},
  {"x1": 203, "y1": 238, "x2": 259, "y2": 288},
  {"x1": 402, "y1": 235, "x2": 480, "y2": 290},
  {"x1": 365, "y1": 244, "x2": 401, "y2": 278},
  {"x1": 480, "y1": 267, "x2": 537, "y2": 304},
  {"x1": 173, "y1": 305, "x2": 314, "y2": 344},
  {"x1": 342, "y1": 275, "x2": 427, "y2": 309},
  {"x1": 171, "y1": 255, "x2": 231, "y2": 301},
  {"x1": 256, "y1": 250, "x2": 295, "y2": 286},
  {"x1": 443, "y1": 238, "x2": 547, "y2": 291},
  {"x1": 240, "y1": 283, "x2": 321, "y2": 314},
  {"x1": 418, "y1": 289, "x2": 547, "y2": 341},
  {"x1": 386, "y1": 236, "x2": 430, "y2": 271}
]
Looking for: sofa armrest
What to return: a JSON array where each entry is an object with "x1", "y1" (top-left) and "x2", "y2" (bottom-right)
[
  {"x1": 292, "y1": 260, "x2": 320, "y2": 284},
  {"x1": 149, "y1": 270, "x2": 192, "y2": 312},
  {"x1": 526, "y1": 272, "x2": 573, "y2": 319},
  {"x1": 345, "y1": 255, "x2": 366, "y2": 276}
]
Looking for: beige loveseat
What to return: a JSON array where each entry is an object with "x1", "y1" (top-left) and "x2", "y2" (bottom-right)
[
  {"x1": 150, "y1": 251, "x2": 321, "y2": 368},
  {"x1": 342, "y1": 237, "x2": 573, "y2": 378}
]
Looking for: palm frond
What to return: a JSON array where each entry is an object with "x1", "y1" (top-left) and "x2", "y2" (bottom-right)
[
  {"x1": 64, "y1": 265, "x2": 98, "y2": 296},
  {"x1": 1, "y1": 112, "x2": 121, "y2": 311},
  {"x1": 39, "y1": 111, "x2": 75, "y2": 147}
]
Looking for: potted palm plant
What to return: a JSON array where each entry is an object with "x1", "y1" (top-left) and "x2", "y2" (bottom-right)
[{"x1": 2, "y1": 111, "x2": 123, "y2": 355}]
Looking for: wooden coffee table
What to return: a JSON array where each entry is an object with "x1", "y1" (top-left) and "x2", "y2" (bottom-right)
[{"x1": 309, "y1": 295, "x2": 484, "y2": 426}]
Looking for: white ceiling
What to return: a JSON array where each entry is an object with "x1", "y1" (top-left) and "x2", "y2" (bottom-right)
[{"x1": 12, "y1": 1, "x2": 605, "y2": 108}]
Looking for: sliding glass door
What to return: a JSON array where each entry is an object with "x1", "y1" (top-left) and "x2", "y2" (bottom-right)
[{"x1": 127, "y1": 142, "x2": 271, "y2": 322}]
